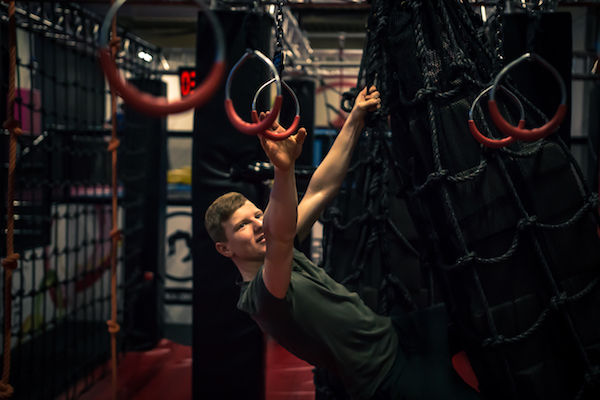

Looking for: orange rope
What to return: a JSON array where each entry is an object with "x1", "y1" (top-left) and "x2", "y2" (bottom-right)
[
  {"x1": 106, "y1": 3, "x2": 122, "y2": 399},
  {"x1": 0, "y1": 1, "x2": 21, "y2": 398}
]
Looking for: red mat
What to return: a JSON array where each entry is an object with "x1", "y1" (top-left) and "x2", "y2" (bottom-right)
[
  {"x1": 58, "y1": 336, "x2": 315, "y2": 400},
  {"x1": 71, "y1": 339, "x2": 192, "y2": 400},
  {"x1": 265, "y1": 336, "x2": 315, "y2": 400}
]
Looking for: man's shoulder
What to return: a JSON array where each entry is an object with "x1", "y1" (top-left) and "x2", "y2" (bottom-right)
[{"x1": 238, "y1": 265, "x2": 287, "y2": 314}]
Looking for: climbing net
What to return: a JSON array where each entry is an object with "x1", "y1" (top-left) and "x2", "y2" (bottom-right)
[
  {"x1": 321, "y1": 1, "x2": 600, "y2": 399},
  {"x1": 0, "y1": 2, "x2": 161, "y2": 399}
]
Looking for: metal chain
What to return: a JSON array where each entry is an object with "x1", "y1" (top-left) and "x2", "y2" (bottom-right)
[
  {"x1": 494, "y1": 0, "x2": 506, "y2": 73},
  {"x1": 274, "y1": 0, "x2": 285, "y2": 75}
]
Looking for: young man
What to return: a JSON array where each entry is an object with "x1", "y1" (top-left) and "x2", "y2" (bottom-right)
[{"x1": 205, "y1": 87, "x2": 479, "y2": 399}]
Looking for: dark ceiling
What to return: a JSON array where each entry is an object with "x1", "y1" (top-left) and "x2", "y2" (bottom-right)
[{"x1": 82, "y1": 1, "x2": 370, "y2": 51}]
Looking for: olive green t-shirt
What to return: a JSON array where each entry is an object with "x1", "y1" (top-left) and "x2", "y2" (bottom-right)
[{"x1": 237, "y1": 249, "x2": 399, "y2": 400}]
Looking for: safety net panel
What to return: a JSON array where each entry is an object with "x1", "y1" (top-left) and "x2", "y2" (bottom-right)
[
  {"x1": 321, "y1": 1, "x2": 600, "y2": 399},
  {"x1": 0, "y1": 2, "x2": 161, "y2": 399}
]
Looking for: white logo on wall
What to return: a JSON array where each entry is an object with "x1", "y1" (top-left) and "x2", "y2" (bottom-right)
[{"x1": 165, "y1": 207, "x2": 193, "y2": 325}]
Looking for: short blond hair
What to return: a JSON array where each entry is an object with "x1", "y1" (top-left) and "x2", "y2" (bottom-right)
[{"x1": 204, "y1": 192, "x2": 248, "y2": 242}]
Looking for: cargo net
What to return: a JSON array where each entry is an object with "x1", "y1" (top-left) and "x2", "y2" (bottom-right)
[
  {"x1": 319, "y1": 1, "x2": 600, "y2": 399},
  {"x1": 0, "y1": 2, "x2": 161, "y2": 399}
]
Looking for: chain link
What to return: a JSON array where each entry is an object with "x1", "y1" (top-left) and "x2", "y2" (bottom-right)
[
  {"x1": 494, "y1": 0, "x2": 505, "y2": 73},
  {"x1": 274, "y1": 0, "x2": 285, "y2": 75}
]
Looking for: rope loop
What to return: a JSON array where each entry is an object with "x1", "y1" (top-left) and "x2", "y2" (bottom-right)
[
  {"x1": 341, "y1": 88, "x2": 359, "y2": 113},
  {"x1": 2, "y1": 253, "x2": 20, "y2": 271},
  {"x1": 106, "y1": 320, "x2": 121, "y2": 334},
  {"x1": 0, "y1": 382, "x2": 15, "y2": 398}
]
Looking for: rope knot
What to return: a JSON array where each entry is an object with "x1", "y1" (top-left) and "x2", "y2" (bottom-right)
[
  {"x1": 0, "y1": 382, "x2": 14, "y2": 398},
  {"x1": 107, "y1": 138, "x2": 120, "y2": 152},
  {"x1": 584, "y1": 366, "x2": 600, "y2": 385},
  {"x1": 106, "y1": 320, "x2": 120, "y2": 334},
  {"x1": 456, "y1": 251, "x2": 476, "y2": 266},
  {"x1": 482, "y1": 334, "x2": 505, "y2": 348},
  {"x1": 517, "y1": 215, "x2": 537, "y2": 231},
  {"x1": 2, "y1": 253, "x2": 20, "y2": 270},
  {"x1": 110, "y1": 228, "x2": 122, "y2": 241},
  {"x1": 3, "y1": 118, "x2": 22, "y2": 135},
  {"x1": 550, "y1": 292, "x2": 568, "y2": 310}
]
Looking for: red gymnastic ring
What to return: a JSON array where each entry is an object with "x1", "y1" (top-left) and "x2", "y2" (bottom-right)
[
  {"x1": 98, "y1": 0, "x2": 225, "y2": 117},
  {"x1": 487, "y1": 53, "x2": 567, "y2": 142},
  {"x1": 224, "y1": 50, "x2": 283, "y2": 135},
  {"x1": 468, "y1": 85, "x2": 525, "y2": 149},
  {"x1": 250, "y1": 78, "x2": 300, "y2": 141}
]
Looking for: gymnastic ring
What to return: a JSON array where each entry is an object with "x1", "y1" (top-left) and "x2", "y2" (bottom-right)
[
  {"x1": 224, "y1": 50, "x2": 283, "y2": 135},
  {"x1": 98, "y1": 0, "x2": 225, "y2": 117},
  {"x1": 250, "y1": 78, "x2": 300, "y2": 141},
  {"x1": 468, "y1": 85, "x2": 525, "y2": 149},
  {"x1": 488, "y1": 53, "x2": 567, "y2": 142}
]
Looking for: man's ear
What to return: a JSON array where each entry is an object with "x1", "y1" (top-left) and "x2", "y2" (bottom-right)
[{"x1": 215, "y1": 241, "x2": 232, "y2": 258}]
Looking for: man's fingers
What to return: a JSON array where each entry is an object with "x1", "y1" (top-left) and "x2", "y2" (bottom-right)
[
  {"x1": 296, "y1": 127, "x2": 307, "y2": 145},
  {"x1": 365, "y1": 91, "x2": 380, "y2": 101},
  {"x1": 363, "y1": 98, "x2": 381, "y2": 108}
]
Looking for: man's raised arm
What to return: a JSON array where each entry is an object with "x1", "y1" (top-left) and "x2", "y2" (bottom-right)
[
  {"x1": 260, "y1": 128, "x2": 307, "y2": 299},
  {"x1": 296, "y1": 86, "x2": 381, "y2": 242}
]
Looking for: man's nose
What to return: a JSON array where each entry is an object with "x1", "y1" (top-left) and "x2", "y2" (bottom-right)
[{"x1": 253, "y1": 219, "x2": 263, "y2": 230}]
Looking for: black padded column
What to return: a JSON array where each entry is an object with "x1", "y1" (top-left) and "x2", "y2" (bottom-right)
[
  {"x1": 192, "y1": 10, "x2": 273, "y2": 400},
  {"x1": 502, "y1": 12, "x2": 572, "y2": 145}
]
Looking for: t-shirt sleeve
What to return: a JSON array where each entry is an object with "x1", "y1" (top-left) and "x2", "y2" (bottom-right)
[{"x1": 252, "y1": 268, "x2": 290, "y2": 319}]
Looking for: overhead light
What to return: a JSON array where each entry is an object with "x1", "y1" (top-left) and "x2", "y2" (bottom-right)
[{"x1": 137, "y1": 50, "x2": 153, "y2": 63}]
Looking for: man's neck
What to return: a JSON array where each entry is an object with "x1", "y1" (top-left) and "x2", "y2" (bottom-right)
[{"x1": 236, "y1": 259, "x2": 263, "y2": 282}]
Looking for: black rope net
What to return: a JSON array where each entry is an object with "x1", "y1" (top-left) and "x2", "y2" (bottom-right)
[
  {"x1": 0, "y1": 2, "x2": 161, "y2": 399},
  {"x1": 319, "y1": 1, "x2": 600, "y2": 399}
]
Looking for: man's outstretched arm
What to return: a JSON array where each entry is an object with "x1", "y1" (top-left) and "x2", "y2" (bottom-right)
[
  {"x1": 260, "y1": 128, "x2": 307, "y2": 299},
  {"x1": 296, "y1": 86, "x2": 381, "y2": 242}
]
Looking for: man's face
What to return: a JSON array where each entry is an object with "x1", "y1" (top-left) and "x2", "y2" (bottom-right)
[{"x1": 218, "y1": 200, "x2": 266, "y2": 262}]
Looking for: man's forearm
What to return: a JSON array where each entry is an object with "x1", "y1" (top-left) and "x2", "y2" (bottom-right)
[
  {"x1": 308, "y1": 113, "x2": 363, "y2": 198},
  {"x1": 262, "y1": 165, "x2": 298, "y2": 299},
  {"x1": 264, "y1": 165, "x2": 298, "y2": 243}
]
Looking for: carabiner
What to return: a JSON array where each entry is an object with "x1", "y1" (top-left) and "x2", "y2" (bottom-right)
[
  {"x1": 250, "y1": 78, "x2": 300, "y2": 141},
  {"x1": 468, "y1": 85, "x2": 525, "y2": 149},
  {"x1": 98, "y1": 0, "x2": 225, "y2": 117},
  {"x1": 224, "y1": 50, "x2": 283, "y2": 135},
  {"x1": 487, "y1": 53, "x2": 567, "y2": 142}
]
